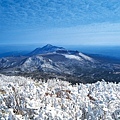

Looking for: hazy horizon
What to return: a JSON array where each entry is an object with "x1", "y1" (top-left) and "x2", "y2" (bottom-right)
[{"x1": 0, "y1": 44, "x2": 120, "y2": 59}]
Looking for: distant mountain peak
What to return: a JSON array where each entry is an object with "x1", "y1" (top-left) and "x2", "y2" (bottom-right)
[
  {"x1": 43, "y1": 44, "x2": 53, "y2": 48},
  {"x1": 42, "y1": 44, "x2": 65, "y2": 49},
  {"x1": 28, "y1": 44, "x2": 65, "y2": 56}
]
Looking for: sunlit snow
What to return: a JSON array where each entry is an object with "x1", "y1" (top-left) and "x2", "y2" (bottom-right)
[
  {"x1": 79, "y1": 52, "x2": 93, "y2": 62},
  {"x1": 0, "y1": 74, "x2": 120, "y2": 120},
  {"x1": 64, "y1": 54, "x2": 82, "y2": 61}
]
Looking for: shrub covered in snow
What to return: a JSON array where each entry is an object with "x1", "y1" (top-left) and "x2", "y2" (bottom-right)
[{"x1": 0, "y1": 74, "x2": 120, "y2": 120}]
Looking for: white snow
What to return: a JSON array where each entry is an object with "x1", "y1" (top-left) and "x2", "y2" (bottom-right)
[
  {"x1": 21, "y1": 56, "x2": 55, "y2": 71},
  {"x1": 63, "y1": 54, "x2": 82, "y2": 61},
  {"x1": 0, "y1": 74, "x2": 120, "y2": 120},
  {"x1": 41, "y1": 63, "x2": 53, "y2": 69},
  {"x1": 63, "y1": 53, "x2": 94, "y2": 62},
  {"x1": 79, "y1": 52, "x2": 93, "y2": 62}
]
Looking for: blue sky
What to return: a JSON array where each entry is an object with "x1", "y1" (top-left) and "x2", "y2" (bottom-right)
[{"x1": 0, "y1": 0, "x2": 120, "y2": 45}]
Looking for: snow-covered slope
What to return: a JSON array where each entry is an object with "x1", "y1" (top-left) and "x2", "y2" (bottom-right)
[
  {"x1": 27, "y1": 44, "x2": 94, "y2": 62},
  {"x1": 64, "y1": 54, "x2": 83, "y2": 61},
  {"x1": 0, "y1": 45, "x2": 95, "y2": 75},
  {"x1": 21, "y1": 55, "x2": 63, "y2": 73},
  {"x1": 20, "y1": 54, "x2": 94, "y2": 74},
  {"x1": 0, "y1": 74, "x2": 120, "y2": 120},
  {"x1": 79, "y1": 52, "x2": 93, "y2": 62}
]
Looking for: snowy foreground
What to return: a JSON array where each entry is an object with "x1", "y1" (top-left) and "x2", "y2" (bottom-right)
[{"x1": 0, "y1": 74, "x2": 120, "y2": 120}]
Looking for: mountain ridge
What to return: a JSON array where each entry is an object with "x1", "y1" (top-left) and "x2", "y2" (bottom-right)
[
  {"x1": 0, "y1": 44, "x2": 120, "y2": 83},
  {"x1": 27, "y1": 44, "x2": 66, "y2": 56}
]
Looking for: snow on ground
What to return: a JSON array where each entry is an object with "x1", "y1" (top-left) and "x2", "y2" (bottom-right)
[
  {"x1": 0, "y1": 74, "x2": 120, "y2": 120},
  {"x1": 79, "y1": 53, "x2": 93, "y2": 62},
  {"x1": 64, "y1": 54, "x2": 82, "y2": 61}
]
